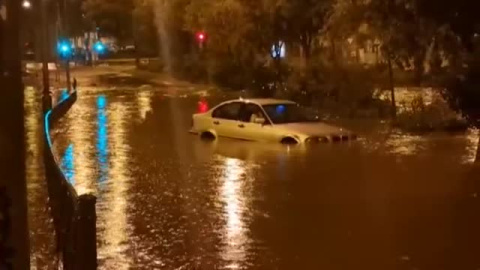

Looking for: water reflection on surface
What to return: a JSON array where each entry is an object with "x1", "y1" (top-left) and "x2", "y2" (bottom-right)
[
  {"x1": 57, "y1": 94, "x2": 133, "y2": 268},
  {"x1": 385, "y1": 134, "x2": 426, "y2": 156},
  {"x1": 97, "y1": 96, "x2": 109, "y2": 185},
  {"x1": 61, "y1": 144, "x2": 75, "y2": 185},
  {"x1": 462, "y1": 129, "x2": 479, "y2": 164},
  {"x1": 219, "y1": 157, "x2": 250, "y2": 269},
  {"x1": 64, "y1": 93, "x2": 96, "y2": 195},
  {"x1": 136, "y1": 90, "x2": 152, "y2": 120},
  {"x1": 97, "y1": 101, "x2": 132, "y2": 269},
  {"x1": 48, "y1": 88, "x2": 480, "y2": 269},
  {"x1": 25, "y1": 86, "x2": 56, "y2": 269}
]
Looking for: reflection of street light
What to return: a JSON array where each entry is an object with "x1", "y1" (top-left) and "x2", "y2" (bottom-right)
[{"x1": 22, "y1": 0, "x2": 31, "y2": 9}]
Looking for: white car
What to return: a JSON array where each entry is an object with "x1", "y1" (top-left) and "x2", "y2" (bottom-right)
[{"x1": 190, "y1": 98, "x2": 357, "y2": 144}]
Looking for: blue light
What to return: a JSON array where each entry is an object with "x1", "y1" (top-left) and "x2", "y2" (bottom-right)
[
  {"x1": 97, "y1": 95, "x2": 107, "y2": 109},
  {"x1": 61, "y1": 44, "x2": 69, "y2": 52},
  {"x1": 276, "y1": 105, "x2": 286, "y2": 114},
  {"x1": 94, "y1": 41, "x2": 106, "y2": 54},
  {"x1": 45, "y1": 110, "x2": 53, "y2": 147},
  {"x1": 61, "y1": 144, "x2": 75, "y2": 185},
  {"x1": 61, "y1": 89, "x2": 69, "y2": 102},
  {"x1": 57, "y1": 40, "x2": 73, "y2": 58},
  {"x1": 97, "y1": 95, "x2": 108, "y2": 185}
]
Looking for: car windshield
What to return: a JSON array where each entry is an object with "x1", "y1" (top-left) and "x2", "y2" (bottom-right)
[{"x1": 262, "y1": 104, "x2": 318, "y2": 124}]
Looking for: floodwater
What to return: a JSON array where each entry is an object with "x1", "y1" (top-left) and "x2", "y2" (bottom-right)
[
  {"x1": 29, "y1": 85, "x2": 480, "y2": 269},
  {"x1": 25, "y1": 86, "x2": 57, "y2": 269}
]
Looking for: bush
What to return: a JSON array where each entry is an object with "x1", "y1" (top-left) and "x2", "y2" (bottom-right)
[
  {"x1": 172, "y1": 54, "x2": 209, "y2": 84},
  {"x1": 209, "y1": 61, "x2": 250, "y2": 90},
  {"x1": 394, "y1": 94, "x2": 468, "y2": 133},
  {"x1": 281, "y1": 61, "x2": 383, "y2": 117}
]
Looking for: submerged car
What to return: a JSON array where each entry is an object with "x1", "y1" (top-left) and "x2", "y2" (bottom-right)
[{"x1": 190, "y1": 98, "x2": 357, "y2": 144}]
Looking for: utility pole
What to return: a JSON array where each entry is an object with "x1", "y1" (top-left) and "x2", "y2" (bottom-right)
[
  {"x1": 62, "y1": 0, "x2": 71, "y2": 91},
  {"x1": 132, "y1": 9, "x2": 140, "y2": 67},
  {"x1": 0, "y1": 0, "x2": 30, "y2": 268},
  {"x1": 40, "y1": 0, "x2": 51, "y2": 111},
  {"x1": 387, "y1": 52, "x2": 396, "y2": 118}
]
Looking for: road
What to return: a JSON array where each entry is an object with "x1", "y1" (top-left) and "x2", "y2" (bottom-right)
[{"x1": 27, "y1": 82, "x2": 480, "y2": 269}]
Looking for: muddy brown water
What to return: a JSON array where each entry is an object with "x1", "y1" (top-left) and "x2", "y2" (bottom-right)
[{"x1": 27, "y1": 86, "x2": 480, "y2": 269}]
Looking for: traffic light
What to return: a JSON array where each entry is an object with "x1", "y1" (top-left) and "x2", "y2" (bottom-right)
[
  {"x1": 93, "y1": 41, "x2": 106, "y2": 54},
  {"x1": 196, "y1": 32, "x2": 206, "y2": 43},
  {"x1": 57, "y1": 40, "x2": 73, "y2": 59}
]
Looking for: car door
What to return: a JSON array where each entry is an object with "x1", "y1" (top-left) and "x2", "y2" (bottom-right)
[
  {"x1": 211, "y1": 102, "x2": 244, "y2": 139},
  {"x1": 237, "y1": 103, "x2": 277, "y2": 142}
]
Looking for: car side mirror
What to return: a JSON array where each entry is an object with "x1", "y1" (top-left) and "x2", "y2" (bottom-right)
[{"x1": 254, "y1": 117, "x2": 266, "y2": 125}]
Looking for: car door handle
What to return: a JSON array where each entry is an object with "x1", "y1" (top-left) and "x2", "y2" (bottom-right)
[
  {"x1": 238, "y1": 124, "x2": 245, "y2": 128},
  {"x1": 213, "y1": 121, "x2": 220, "y2": 125}
]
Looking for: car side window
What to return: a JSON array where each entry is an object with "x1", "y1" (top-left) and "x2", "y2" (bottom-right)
[
  {"x1": 212, "y1": 102, "x2": 243, "y2": 120},
  {"x1": 239, "y1": 104, "x2": 266, "y2": 123}
]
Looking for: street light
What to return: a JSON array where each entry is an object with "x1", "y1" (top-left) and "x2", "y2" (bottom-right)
[{"x1": 22, "y1": 0, "x2": 31, "y2": 9}]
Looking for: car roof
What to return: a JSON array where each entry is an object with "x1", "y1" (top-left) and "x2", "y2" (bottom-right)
[{"x1": 225, "y1": 98, "x2": 296, "y2": 106}]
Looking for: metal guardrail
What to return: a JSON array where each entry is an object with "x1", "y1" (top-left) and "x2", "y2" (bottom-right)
[{"x1": 43, "y1": 90, "x2": 97, "y2": 270}]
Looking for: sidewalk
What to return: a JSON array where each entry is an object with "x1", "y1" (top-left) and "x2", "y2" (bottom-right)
[
  {"x1": 24, "y1": 62, "x2": 222, "y2": 99},
  {"x1": 70, "y1": 63, "x2": 181, "y2": 85}
]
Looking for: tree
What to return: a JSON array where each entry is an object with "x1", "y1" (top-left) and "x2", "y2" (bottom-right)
[
  {"x1": 277, "y1": 0, "x2": 334, "y2": 66},
  {"x1": 417, "y1": 0, "x2": 480, "y2": 53},
  {"x1": 444, "y1": 54, "x2": 480, "y2": 162},
  {"x1": 183, "y1": 0, "x2": 274, "y2": 87},
  {"x1": 354, "y1": 0, "x2": 438, "y2": 116},
  {"x1": 325, "y1": 0, "x2": 368, "y2": 64},
  {"x1": 82, "y1": 0, "x2": 134, "y2": 45},
  {"x1": 419, "y1": 0, "x2": 480, "y2": 162},
  {"x1": 67, "y1": 0, "x2": 89, "y2": 37},
  {"x1": 133, "y1": 0, "x2": 158, "y2": 57}
]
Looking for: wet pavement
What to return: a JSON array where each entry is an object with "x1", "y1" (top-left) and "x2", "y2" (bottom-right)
[{"x1": 28, "y1": 84, "x2": 480, "y2": 269}]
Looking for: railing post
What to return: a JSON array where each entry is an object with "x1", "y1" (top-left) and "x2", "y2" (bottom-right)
[{"x1": 75, "y1": 194, "x2": 97, "y2": 270}]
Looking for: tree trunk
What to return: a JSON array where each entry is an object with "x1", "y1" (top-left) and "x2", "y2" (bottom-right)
[
  {"x1": 41, "y1": 0, "x2": 52, "y2": 111},
  {"x1": 413, "y1": 50, "x2": 425, "y2": 85},
  {"x1": 387, "y1": 55, "x2": 396, "y2": 118},
  {"x1": 304, "y1": 42, "x2": 311, "y2": 62},
  {"x1": 476, "y1": 134, "x2": 480, "y2": 163},
  {"x1": 355, "y1": 37, "x2": 361, "y2": 63},
  {"x1": 300, "y1": 34, "x2": 312, "y2": 68},
  {"x1": 330, "y1": 35, "x2": 337, "y2": 65},
  {"x1": 132, "y1": 10, "x2": 140, "y2": 68},
  {"x1": 1, "y1": 0, "x2": 30, "y2": 269}
]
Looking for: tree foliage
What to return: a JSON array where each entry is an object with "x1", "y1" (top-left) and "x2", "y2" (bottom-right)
[
  {"x1": 82, "y1": 0, "x2": 134, "y2": 44},
  {"x1": 133, "y1": 0, "x2": 158, "y2": 56},
  {"x1": 79, "y1": 0, "x2": 480, "y2": 130},
  {"x1": 278, "y1": 0, "x2": 334, "y2": 62}
]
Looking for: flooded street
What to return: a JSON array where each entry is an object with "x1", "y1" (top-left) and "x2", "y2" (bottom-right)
[{"x1": 32, "y1": 85, "x2": 480, "y2": 269}]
